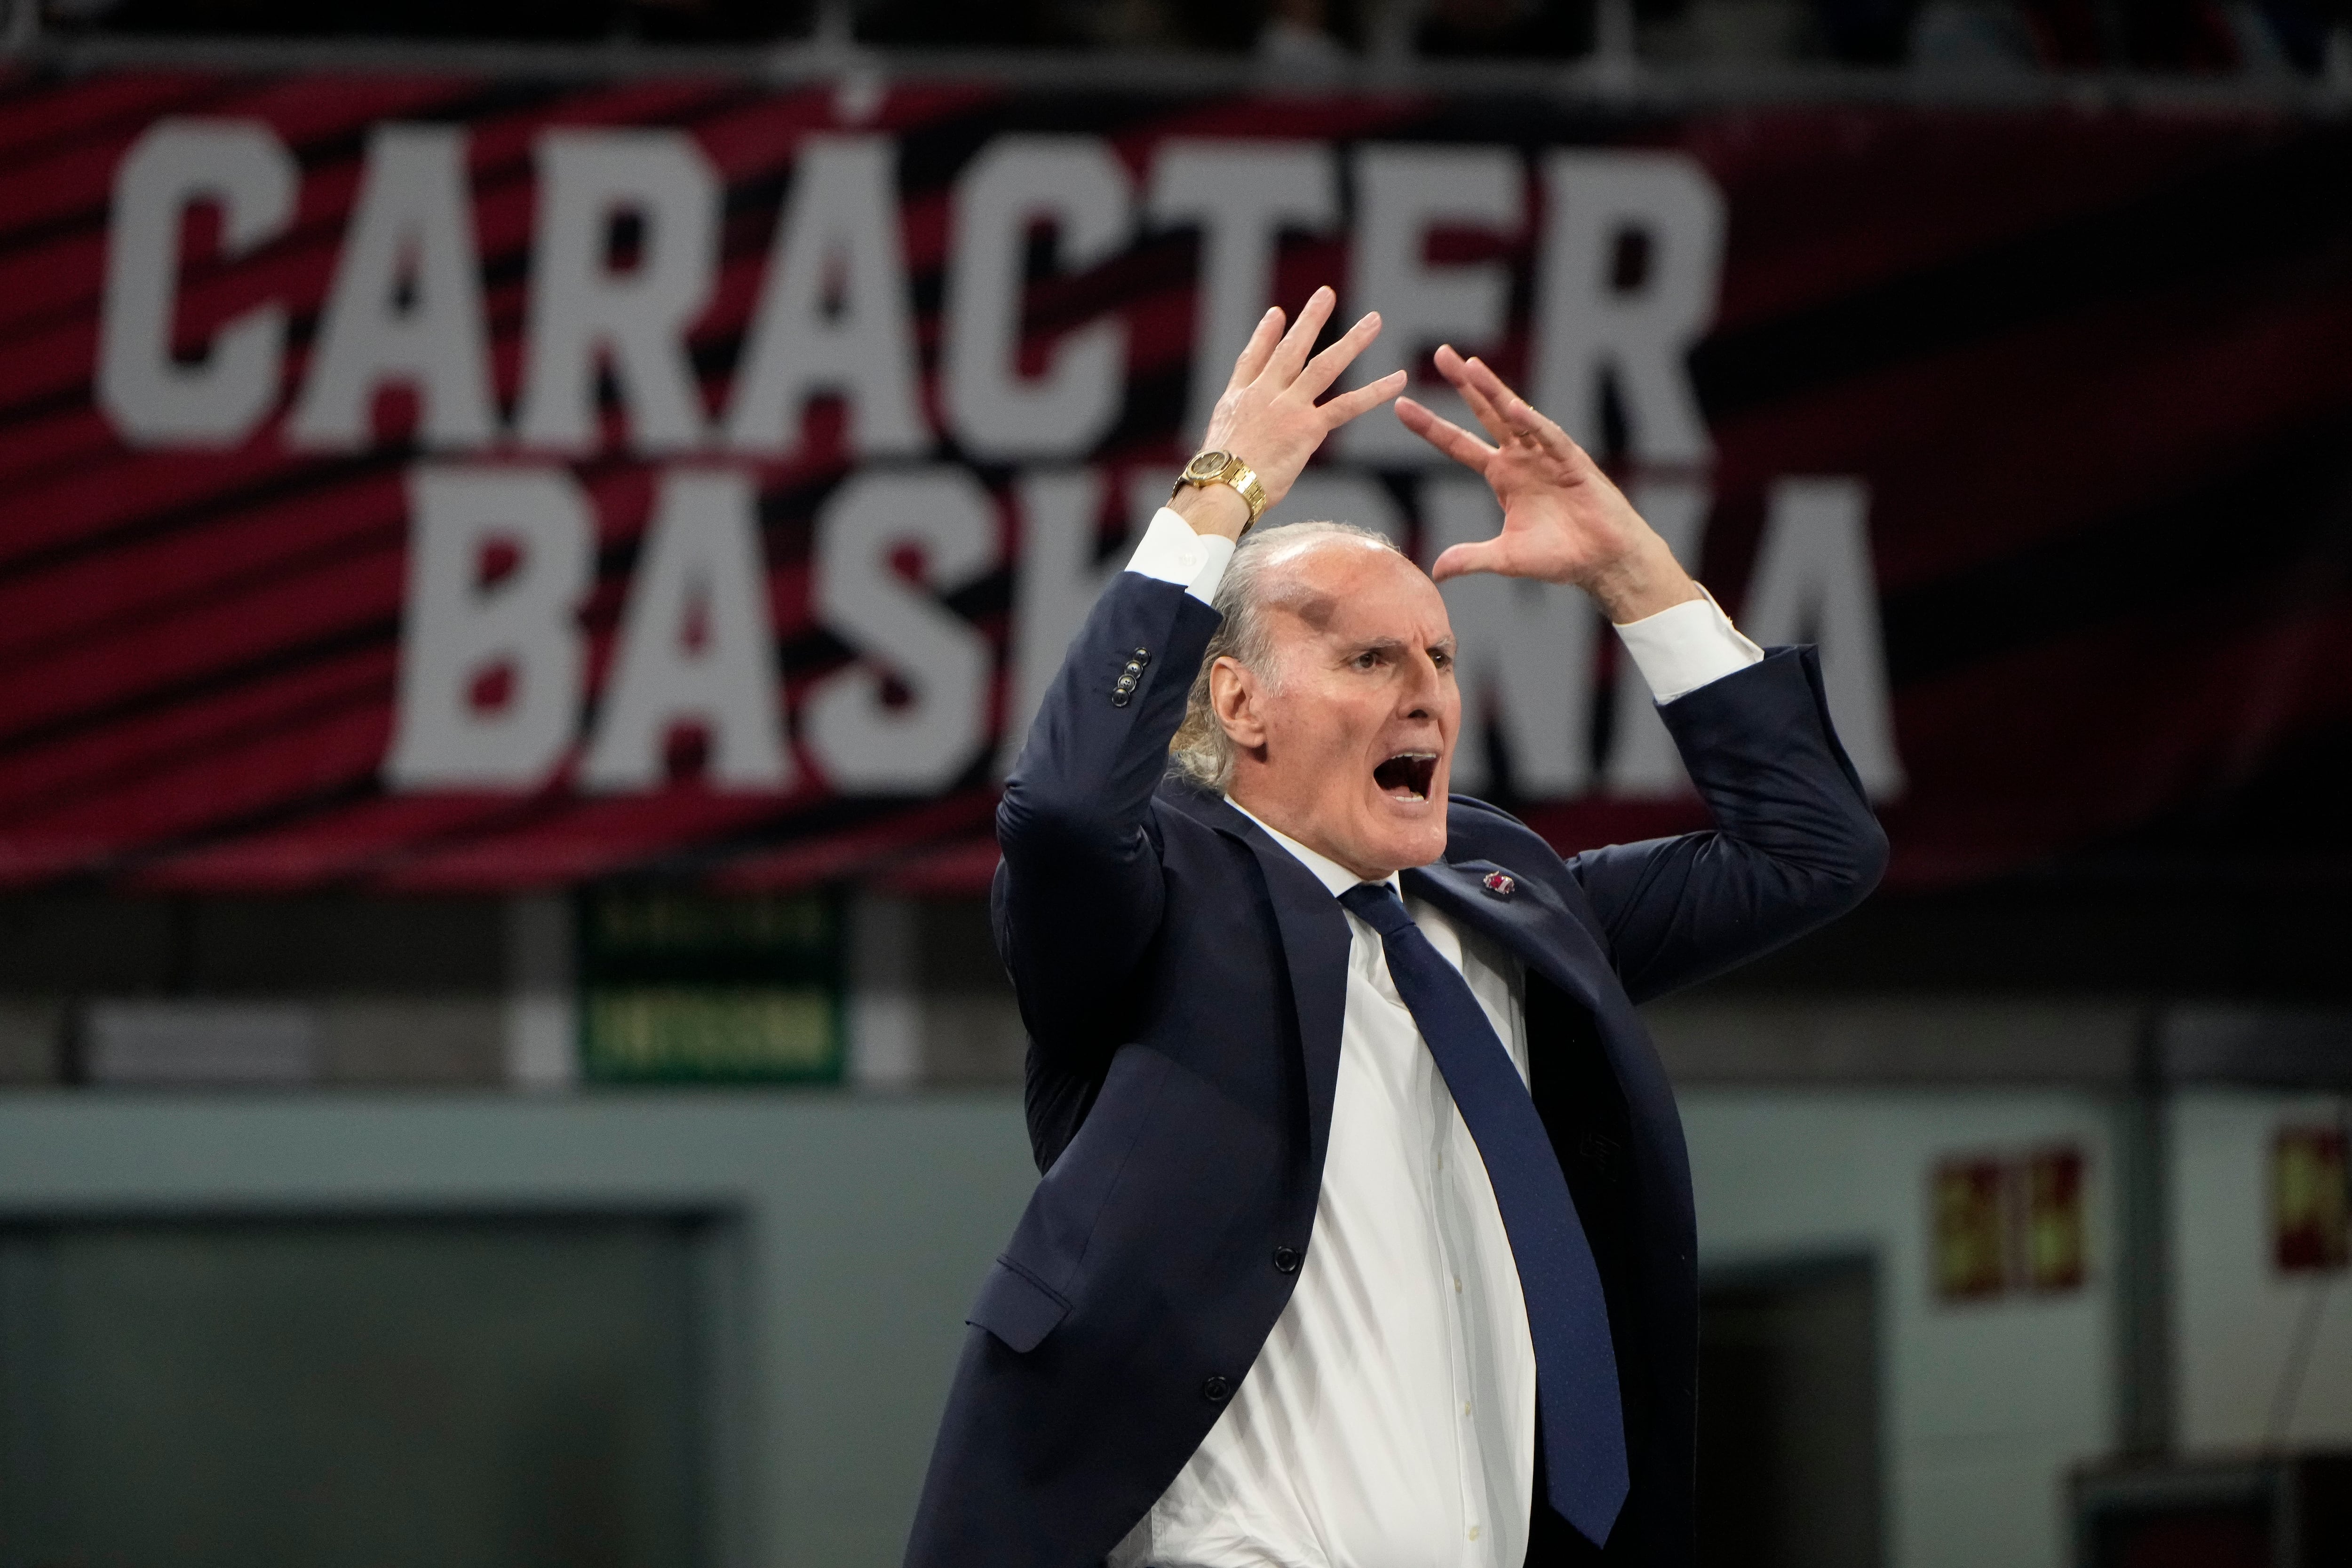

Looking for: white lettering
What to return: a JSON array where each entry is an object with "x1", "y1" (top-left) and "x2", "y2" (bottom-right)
[
  {"x1": 97, "y1": 118, "x2": 297, "y2": 446},
  {"x1": 288, "y1": 124, "x2": 497, "y2": 451},
  {"x1": 1533, "y1": 151, "x2": 1724, "y2": 466},
  {"x1": 1742, "y1": 476, "x2": 1906, "y2": 797},
  {"x1": 581, "y1": 469, "x2": 791, "y2": 790},
  {"x1": 723, "y1": 135, "x2": 926, "y2": 459},
  {"x1": 1340, "y1": 145, "x2": 1522, "y2": 464},
  {"x1": 803, "y1": 467, "x2": 1000, "y2": 792},
  {"x1": 1148, "y1": 140, "x2": 1339, "y2": 442},
  {"x1": 385, "y1": 465, "x2": 592, "y2": 788},
  {"x1": 941, "y1": 137, "x2": 1133, "y2": 461},
  {"x1": 1601, "y1": 476, "x2": 1711, "y2": 797},
  {"x1": 517, "y1": 129, "x2": 717, "y2": 454}
]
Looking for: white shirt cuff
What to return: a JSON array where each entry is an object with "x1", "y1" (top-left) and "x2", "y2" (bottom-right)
[
  {"x1": 1614, "y1": 587, "x2": 1764, "y2": 704},
  {"x1": 1124, "y1": 507, "x2": 1236, "y2": 606}
]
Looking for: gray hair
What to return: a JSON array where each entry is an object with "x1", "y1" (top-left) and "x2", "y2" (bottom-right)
[{"x1": 1168, "y1": 519, "x2": 1404, "y2": 792}]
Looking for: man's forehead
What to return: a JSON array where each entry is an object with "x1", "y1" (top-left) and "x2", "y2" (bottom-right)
[{"x1": 1263, "y1": 534, "x2": 1451, "y2": 642}]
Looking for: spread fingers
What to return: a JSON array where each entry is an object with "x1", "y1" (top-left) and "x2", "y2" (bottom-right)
[
  {"x1": 1224, "y1": 306, "x2": 1285, "y2": 396},
  {"x1": 1394, "y1": 396, "x2": 1496, "y2": 469},
  {"x1": 1433, "y1": 344, "x2": 1517, "y2": 444},
  {"x1": 1296, "y1": 310, "x2": 1384, "y2": 402},
  {"x1": 1264, "y1": 285, "x2": 1338, "y2": 387},
  {"x1": 1461, "y1": 355, "x2": 1579, "y2": 462},
  {"x1": 1319, "y1": 369, "x2": 1408, "y2": 427}
]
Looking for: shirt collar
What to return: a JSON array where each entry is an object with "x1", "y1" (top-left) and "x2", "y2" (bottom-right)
[{"x1": 1224, "y1": 796, "x2": 1404, "y2": 901}]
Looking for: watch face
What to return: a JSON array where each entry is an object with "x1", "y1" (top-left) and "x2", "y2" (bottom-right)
[{"x1": 1185, "y1": 451, "x2": 1231, "y2": 481}]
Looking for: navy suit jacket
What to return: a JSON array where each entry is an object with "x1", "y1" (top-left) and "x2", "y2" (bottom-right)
[{"x1": 906, "y1": 570, "x2": 1888, "y2": 1568}]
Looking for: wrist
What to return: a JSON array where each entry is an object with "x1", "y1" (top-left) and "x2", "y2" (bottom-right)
[
  {"x1": 1172, "y1": 448, "x2": 1269, "y2": 539},
  {"x1": 1583, "y1": 538, "x2": 1701, "y2": 624},
  {"x1": 1168, "y1": 480, "x2": 1252, "y2": 542}
]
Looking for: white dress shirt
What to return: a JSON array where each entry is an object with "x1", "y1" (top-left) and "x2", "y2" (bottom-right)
[{"x1": 1112, "y1": 509, "x2": 1761, "y2": 1568}]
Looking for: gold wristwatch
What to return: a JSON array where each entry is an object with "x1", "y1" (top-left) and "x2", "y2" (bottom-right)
[{"x1": 1171, "y1": 450, "x2": 1269, "y2": 531}]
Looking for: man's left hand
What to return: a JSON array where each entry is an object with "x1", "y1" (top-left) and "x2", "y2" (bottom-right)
[{"x1": 1396, "y1": 345, "x2": 1701, "y2": 624}]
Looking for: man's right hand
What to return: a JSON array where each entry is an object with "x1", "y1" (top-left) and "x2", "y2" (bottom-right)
[{"x1": 1169, "y1": 286, "x2": 1406, "y2": 542}]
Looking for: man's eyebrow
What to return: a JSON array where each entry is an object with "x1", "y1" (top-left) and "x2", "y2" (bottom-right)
[{"x1": 1333, "y1": 635, "x2": 1455, "y2": 661}]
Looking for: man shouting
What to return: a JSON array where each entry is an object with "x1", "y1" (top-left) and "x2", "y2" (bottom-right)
[{"x1": 906, "y1": 286, "x2": 1888, "y2": 1568}]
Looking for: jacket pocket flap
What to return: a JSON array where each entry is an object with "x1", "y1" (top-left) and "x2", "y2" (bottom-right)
[{"x1": 965, "y1": 1259, "x2": 1070, "y2": 1353}]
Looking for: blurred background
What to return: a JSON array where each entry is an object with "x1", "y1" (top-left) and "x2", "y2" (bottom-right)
[{"x1": 0, "y1": 0, "x2": 2348, "y2": 1564}]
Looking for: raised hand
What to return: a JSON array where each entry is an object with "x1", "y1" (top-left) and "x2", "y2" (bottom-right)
[
  {"x1": 1171, "y1": 286, "x2": 1407, "y2": 541},
  {"x1": 1396, "y1": 345, "x2": 1700, "y2": 624}
]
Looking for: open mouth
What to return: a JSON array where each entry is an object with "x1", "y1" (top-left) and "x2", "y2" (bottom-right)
[{"x1": 1373, "y1": 752, "x2": 1438, "y2": 801}]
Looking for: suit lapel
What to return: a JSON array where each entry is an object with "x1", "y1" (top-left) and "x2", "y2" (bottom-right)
[
  {"x1": 1403, "y1": 857, "x2": 1619, "y2": 1028},
  {"x1": 1167, "y1": 788, "x2": 1352, "y2": 1172}
]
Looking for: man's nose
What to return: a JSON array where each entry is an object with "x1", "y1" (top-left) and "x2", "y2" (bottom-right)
[{"x1": 1398, "y1": 649, "x2": 1441, "y2": 717}]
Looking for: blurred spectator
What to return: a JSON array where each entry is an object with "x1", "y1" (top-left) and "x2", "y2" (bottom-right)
[
  {"x1": 1416, "y1": 0, "x2": 1595, "y2": 57},
  {"x1": 2238, "y1": 0, "x2": 2352, "y2": 71},
  {"x1": 40, "y1": 0, "x2": 123, "y2": 24},
  {"x1": 2013, "y1": 0, "x2": 2261, "y2": 68},
  {"x1": 1909, "y1": 0, "x2": 2044, "y2": 67},
  {"x1": 621, "y1": 0, "x2": 810, "y2": 43},
  {"x1": 2105, "y1": 0, "x2": 2241, "y2": 67},
  {"x1": 1125, "y1": 0, "x2": 1265, "y2": 49},
  {"x1": 1635, "y1": 0, "x2": 1820, "y2": 63},
  {"x1": 1817, "y1": 0, "x2": 1917, "y2": 59},
  {"x1": 2222, "y1": 1, "x2": 2300, "y2": 71},
  {"x1": 2032, "y1": 0, "x2": 2230, "y2": 67},
  {"x1": 1060, "y1": 0, "x2": 1190, "y2": 48},
  {"x1": 861, "y1": 0, "x2": 1263, "y2": 48},
  {"x1": 855, "y1": 0, "x2": 1078, "y2": 47},
  {"x1": 2013, "y1": 0, "x2": 2109, "y2": 63},
  {"x1": 1907, "y1": 0, "x2": 2350, "y2": 72},
  {"x1": 1256, "y1": 0, "x2": 1358, "y2": 76}
]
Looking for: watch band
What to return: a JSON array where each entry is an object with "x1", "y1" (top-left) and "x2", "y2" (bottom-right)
[{"x1": 1171, "y1": 450, "x2": 1269, "y2": 529}]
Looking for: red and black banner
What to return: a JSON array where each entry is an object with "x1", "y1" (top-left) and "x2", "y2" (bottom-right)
[{"x1": 0, "y1": 65, "x2": 2347, "y2": 892}]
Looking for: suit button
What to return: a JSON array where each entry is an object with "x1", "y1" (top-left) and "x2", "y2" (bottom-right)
[
  {"x1": 1111, "y1": 691, "x2": 1133, "y2": 708},
  {"x1": 1201, "y1": 1375, "x2": 1231, "y2": 1403},
  {"x1": 1131, "y1": 647, "x2": 1151, "y2": 665},
  {"x1": 1272, "y1": 1246, "x2": 1300, "y2": 1274}
]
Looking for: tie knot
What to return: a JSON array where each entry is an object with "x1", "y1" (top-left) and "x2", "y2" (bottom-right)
[{"x1": 1338, "y1": 880, "x2": 1416, "y2": 937}]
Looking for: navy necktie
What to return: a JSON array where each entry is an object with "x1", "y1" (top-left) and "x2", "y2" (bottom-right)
[{"x1": 1337, "y1": 879, "x2": 1629, "y2": 1549}]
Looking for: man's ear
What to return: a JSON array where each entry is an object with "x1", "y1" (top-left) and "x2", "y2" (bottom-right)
[{"x1": 1209, "y1": 656, "x2": 1269, "y2": 751}]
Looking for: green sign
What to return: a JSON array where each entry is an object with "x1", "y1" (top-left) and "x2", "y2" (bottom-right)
[{"x1": 578, "y1": 890, "x2": 843, "y2": 1085}]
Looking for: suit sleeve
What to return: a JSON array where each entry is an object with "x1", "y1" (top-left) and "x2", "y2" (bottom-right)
[
  {"x1": 1568, "y1": 645, "x2": 1890, "y2": 1003},
  {"x1": 993, "y1": 571, "x2": 1224, "y2": 1065}
]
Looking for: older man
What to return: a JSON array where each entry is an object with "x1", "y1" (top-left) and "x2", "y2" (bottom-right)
[{"x1": 906, "y1": 287, "x2": 1887, "y2": 1568}]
